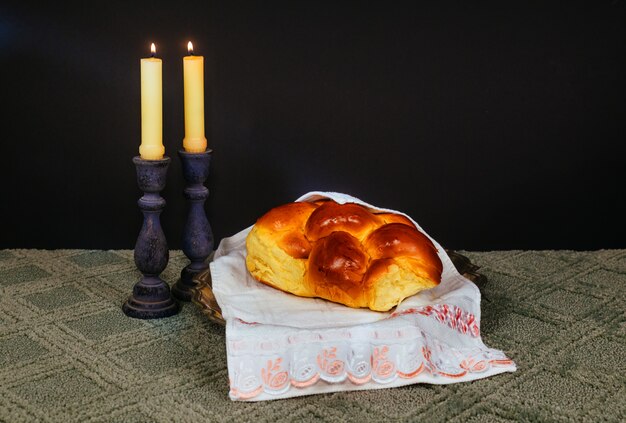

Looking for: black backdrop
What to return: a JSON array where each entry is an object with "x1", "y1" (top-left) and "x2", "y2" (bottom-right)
[{"x1": 1, "y1": 1, "x2": 624, "y2": 251}]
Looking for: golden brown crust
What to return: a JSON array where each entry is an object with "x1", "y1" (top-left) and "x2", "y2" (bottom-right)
[
  {"x1": 307, "y1": 231, "x2": 369, "y2": 308},
  {"x1": 256, "y1": 202, "x2": 317, "y2": 232},
  {"x1": 376, "y1": 212, "x2": 416, "y2": 228},
  {"x1": 246, "y1": 200, "x2": 442, "y2": 311},
  {"x1": 255, "y1": 202, "x2": 317, "y2": 259},
  {"x1": 305, "y1": 201, "x2": 382, "y2": 242},
  {"x1": 364, "y1": 223, "x2": 441, "y2": 269}
]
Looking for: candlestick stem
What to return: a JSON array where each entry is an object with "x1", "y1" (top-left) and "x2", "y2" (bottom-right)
[
  {"x1": 123, "y1": 156, "x2": 180, "y2": 319},
  {"x1": 172, "y1": 149, "x2": 214, "y2": 302}
]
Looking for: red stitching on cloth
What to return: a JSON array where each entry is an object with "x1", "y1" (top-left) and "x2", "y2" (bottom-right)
[{"x1": 390, "y1": 304, "x2": 481, "y2": 337}]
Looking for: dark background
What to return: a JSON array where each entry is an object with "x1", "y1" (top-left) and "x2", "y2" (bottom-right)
[{"x1": 1, "y1": 1, "x2": 624, "y2": 251}]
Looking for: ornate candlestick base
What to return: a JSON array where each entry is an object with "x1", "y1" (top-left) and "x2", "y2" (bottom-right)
[
  {"x1": 123, "y1": 156, "x2": 180, "y2": 319},
  {"x1": 172, "y1": 149, "x2": 214, "y2": 302}
]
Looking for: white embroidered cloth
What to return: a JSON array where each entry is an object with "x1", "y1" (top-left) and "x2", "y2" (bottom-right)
[{"x1": 210, "y1": 192, "x2": 516, "y2": 401}]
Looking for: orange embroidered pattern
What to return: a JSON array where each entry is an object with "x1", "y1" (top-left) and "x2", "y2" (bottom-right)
[
  {"x1": 229, "y1": 345, "x2": 514, "y2": 399},
  {"x1": 227, "y1": 303, "x2": 515, "y2": 400},
  {"x1": 372, "y1": 346, "x2": 395, "y2": 379},
  {"x1": 317, "y1": 347, "x2": 345, "y2": 377},
  {"x1": 261, "y1": 358, "x2": 289, "y2": 391}
]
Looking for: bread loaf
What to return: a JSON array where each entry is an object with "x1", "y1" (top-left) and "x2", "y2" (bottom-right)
[{"x1": 245, "y1": 200, "x2": 442, "y2": 311}]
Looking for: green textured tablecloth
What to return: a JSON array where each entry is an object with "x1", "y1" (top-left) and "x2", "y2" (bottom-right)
[{"x1": 0, "y1": 249, "x2": 624, "y2": 422}]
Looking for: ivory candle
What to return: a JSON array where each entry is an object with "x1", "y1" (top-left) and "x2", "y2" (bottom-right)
[
  {"x1": 139, "y1": 43, "x2": 165, "y2": 160},
  {"x1": 183, "y1": 41, "x2": 207, "y2": 153}
]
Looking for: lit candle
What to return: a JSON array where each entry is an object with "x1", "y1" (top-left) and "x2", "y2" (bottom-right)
[
  {"x1": 140, "y1": 43, "x2": 164, "y2": 160},
  {"x1": 183, "y1": 41, "x2": 207, "y2": 153}
]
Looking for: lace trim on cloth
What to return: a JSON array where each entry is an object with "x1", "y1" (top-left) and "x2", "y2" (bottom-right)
[{"x1": 227, "y1": 304, "x2": 515, "y2": 400}]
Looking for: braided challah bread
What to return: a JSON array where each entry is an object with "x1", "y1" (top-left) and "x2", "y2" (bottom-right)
[{"x1": 245, "y1": 200, "x2": 443, "y2": 311}]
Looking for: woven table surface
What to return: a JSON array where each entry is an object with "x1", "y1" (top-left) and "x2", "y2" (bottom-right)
[{"x1": 0, "y1": 249, "x2": 624, "y2": 422}]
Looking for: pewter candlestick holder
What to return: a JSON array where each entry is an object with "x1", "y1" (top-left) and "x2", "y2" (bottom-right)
[
  {"x1": 172, "y1": 149, "x2": 214, "y2": 302},
  {"x1": 123, "y1": 156, "x2": 180, "y2": 319}
]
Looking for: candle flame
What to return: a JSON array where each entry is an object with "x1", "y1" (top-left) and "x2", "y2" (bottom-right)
[
  {"x1": 187, "y1": 41, "x2": 194, "y2": 55},
  {"x1": 150, "y1": 43, "x2": 156, "y2": 55}
]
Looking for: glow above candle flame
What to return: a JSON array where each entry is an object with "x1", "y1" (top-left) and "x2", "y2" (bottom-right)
[
  {"x1": 150, "y1": 43, "x2": 156, "y2": 55},
  {"x1": 187, "y1": 41, "x2": 194, "y2": 55}
]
